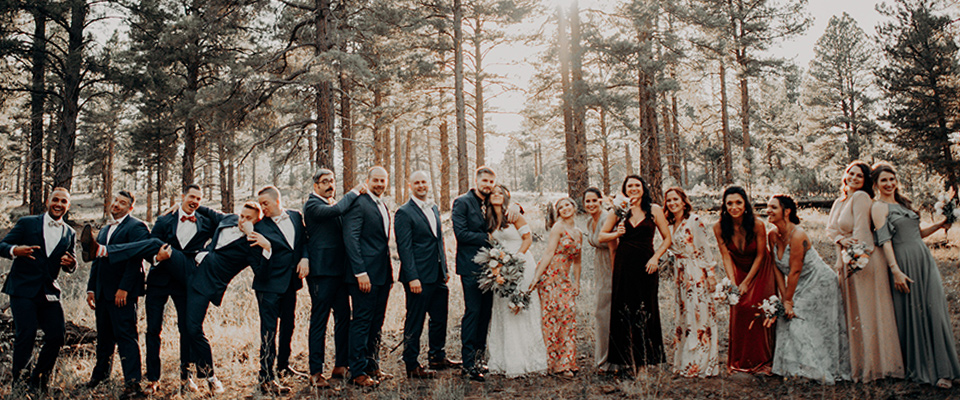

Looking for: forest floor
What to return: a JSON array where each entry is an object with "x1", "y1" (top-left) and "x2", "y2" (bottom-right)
[{"x1": 0, "y1": 191, "x2": 959, "y2": 399}]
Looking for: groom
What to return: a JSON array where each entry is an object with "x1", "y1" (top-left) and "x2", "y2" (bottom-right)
[{"x1": 453, "y1": 166, "x2": 498, "y2": 382}]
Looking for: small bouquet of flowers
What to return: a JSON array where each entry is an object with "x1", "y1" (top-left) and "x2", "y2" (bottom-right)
[
  {"x1": 758, "y1": 295, "x2": 787, "y2": 320},
  {"x1": 612, "y1": 193, "x2": 632, "y2": 222},
  {"x1": 934, "y1": 188, "x2": 959, "y2": 232},
  {"x1": 474, "y1": 240, "x2": 529, "y2": 311},
  {"x1": 507, "y1": 291, "x2": 531, "y2": 315},
  {"x1": 712, "y1": 277, "x2": 740, "y2": 305},
  {"x1": 841, "y1": 243, "x2": 870, "y2": 277}
]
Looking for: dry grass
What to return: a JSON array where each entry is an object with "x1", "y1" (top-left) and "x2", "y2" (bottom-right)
[{"x1": 1, "y1": 194, "x2": 959, "y2": 399}]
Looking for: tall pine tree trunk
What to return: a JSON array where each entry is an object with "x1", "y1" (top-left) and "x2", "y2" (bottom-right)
[
  {"x1": 404, "y1": 129, "x2": 412, "y2": 200},
  {"x1": 394, "y1": 127, "x2": 402, "y2": 198},
  {"x1": 558, "y1": 7, "x2": 575, "y2": 198},
  {"x1": 719, "y1": 60, "x2": 732, "y2": 184},
  {"x1": 103, "y1": 136, "x2": 114, "y2": 218},
  {"x1": 439, "y1": 118, "x2": 451, "y2": 211},
  {"x1": 28, "y1": 6, "x2": 46, "y2": 214},
  {"x1": 600, "y1": 106, "x2": 610, "y2": 195},
  {"x1": 183, "y1": 61, "x2": 199, "y2": 187},
  {"x1": 568, "y1": 1, "x2": 588, "y2": 202},
  {"x1": 454, "y1": 0, "x2": 468, "y2": 194},
  {"x1": 315, "y1": 0, "x2": 335, "y2": 169},
  {"x1": 340, "y1": 71, "x2": 355, "y2": 191},
  {"x1": 473, "y1": 18, "x2": 485, "y2": 167},
  {"x1": 53, "y1": 0, "x2": 86, "y2": 190},
  {"x1": 638, "y1": 70, "x2": 662, "y2": 204}
]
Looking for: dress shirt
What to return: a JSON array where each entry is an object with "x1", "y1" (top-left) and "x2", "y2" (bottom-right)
[
  {"x1": 411, "y1": 196, "x2": 438, "y2": 237},
  {"x1": 43, "y1": 213, "x2": 65, "y2": 257},
  {"x1": 369, "y1": 193, "x2": 391, "y2": 238},
  {"x1": 272, "y1": 211, "x2": 296, "y2": 249},
  {"x1": 105, "y1": 214, "x2": 129, "y2": 244},
  {"x1": 194, "y1": 224, "x2": 260, "y2": 264},
  {"x1": 176, "y1": 208, "x2": 198, "y2": 249}
]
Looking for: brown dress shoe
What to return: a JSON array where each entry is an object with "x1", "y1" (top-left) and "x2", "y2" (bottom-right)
[
  {"x1": 330, "y1": 366, "x2": 348, "y2": 380},
  {"x1": 310, "y1": 372, "x2": 331, "y2": 388},
  {"x1": 406, "y1": 366, "x2": 437, "y2": 379},
  {"x1": 429, "y1": 358, "x2": 463, "y2": 370},
  {"x1": 351, "y1": 375, "x2": 379, "y2": 387},
  {"x1": 259, "y1": 380, "x2": 292, "y2": 395},
  {"x1": 79, "y1": 225, "x2": 98, "y2": 262},
  {"x1": 368, "y1": 369, "x2": 394, "y2": 381}
]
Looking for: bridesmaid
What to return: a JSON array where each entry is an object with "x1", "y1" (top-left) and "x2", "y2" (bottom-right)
[
  {"x1": 600, "y1": 175, "x2": 672, "y2": 373},
  {"x1": 825, "y1": 161, "x2": 903, "y2": 382},
  {"x1": 765, "y1": 194, "x2": 848, "y2": 383},
  {"x1": 664, "y1": 187, "x2": 719, "y2": 378},
  {"x1": 530, "y1": 197, "x2": 582, "y2": 377},
  {"x1": 871, "y1": 162, "x2": 960, "y2": 388},
  {"x1": 712, "y1": 186, "x2": 776, "y2": 374},
  {"x1": 584, "y1": 187, "x2": 615, "y2": 373}
]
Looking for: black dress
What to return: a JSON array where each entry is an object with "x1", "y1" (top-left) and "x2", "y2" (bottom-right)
[{"x1": 608, "y1": 210, "x2": 664, "y2": 367}]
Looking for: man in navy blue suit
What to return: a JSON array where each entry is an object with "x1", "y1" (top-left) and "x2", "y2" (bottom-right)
[
  {"x1": 395, "y1": 171, "x2": 460, "y2": 379},
  {"x1": 302, "y1": 168, "x2": 365, "y2": 388},
  {"x1": 343, "y1": 166, "x2": 394, "y2": 388},
  {"x1": 0, "y1": 187, "x2": 76, "y2": 391},
  {"x1": 453, "y1": 166, "x2": 498, "y2": 382},
  {"x1": 252, "y1": 186, "x2": 309, "y2": 394},
  {"x1": 185, "y1": 201, "x2": 269, "y2": 394},
  {"x1": 84, "y1": 191, "x2": 150, "y2": 399}
]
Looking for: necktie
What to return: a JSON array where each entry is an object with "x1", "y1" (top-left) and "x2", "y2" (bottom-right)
[{"x1": 181, "y1": 215, "x2": 197, "y2": 223}]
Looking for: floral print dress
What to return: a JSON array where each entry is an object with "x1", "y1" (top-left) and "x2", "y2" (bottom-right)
[
  {"x1": 538, "y1": 229, "x2": 582, "y2": 373},
  {"x1": 670, "y1": 214, "x2": 719, "y2": 377}
]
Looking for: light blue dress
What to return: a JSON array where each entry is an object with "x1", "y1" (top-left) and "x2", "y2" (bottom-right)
[
  {"x1": 877, "y1": 203, "x2": 960, "y2": 384},
  {"x1": 771, "y1": 241, "x2": 850, "y2": 383}
]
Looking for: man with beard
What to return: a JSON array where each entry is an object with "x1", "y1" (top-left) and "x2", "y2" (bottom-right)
[
  {"x1": 84, "y1": 191, "x2": 150, "y2": 399},
  {"x1": 0, "y1": 187, "x2": 77, "y2": 391},
  {"x1": 302, "y1": 169, "x2": 366, "y2": 388},
  {"x1": 343, "y1": 166, "x2": 394, "y2": 387}
]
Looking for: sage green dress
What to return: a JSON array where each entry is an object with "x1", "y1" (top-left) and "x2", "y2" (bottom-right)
[{"x1": 877, "y1": 203, "x2": 960, "y2": 384}]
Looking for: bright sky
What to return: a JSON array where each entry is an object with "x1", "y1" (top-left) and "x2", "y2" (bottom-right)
[{"x1": 484, "y1": 0, "x2": 889, "y2": 165}]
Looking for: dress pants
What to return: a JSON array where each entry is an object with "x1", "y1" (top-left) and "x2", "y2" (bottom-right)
[
  {"x1": 402, "y1": 281, "x2": 449, "y2": 370},
  {"x1": 145, "y1": 250, "x2": 196, "y2": 382},
  {"x1": 460, "y1": 275, "x2": 493, "y2": 371},
  {"x1": 348, "y1": 283, "x2": 390, "y2": 378},
  {"x1": 306, "y1": 276, "x2": 351, "y2": 375},
  {"x1": 91, "y1": 296, "x2": 142, "y2": 385},
  {"x1": 9, "y1": 294, "x2": 65, "y2": 382},
  {"x1": 276, "y1": 283, "x2": 297, "y2": 372},
  {"x1": 185, "y1": 286, "x2": 216, "y2": 378}
]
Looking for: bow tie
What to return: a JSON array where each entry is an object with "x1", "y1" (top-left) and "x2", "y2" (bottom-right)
[
  {"x1": 106, "y1": 218, "x2": 121, "y2": 226},
  {"x1": 419, "y1": 201, "x2": 436, "y2": 210},
  {"x1": 47, "y1": 219, "x2": 64, "y2": 228},
  {"x1": 273, "y1": 213, "x2": 290, "y2": 223},
  {"x1": 180, "y1": 215, "x2": 197, "y2": 223}
]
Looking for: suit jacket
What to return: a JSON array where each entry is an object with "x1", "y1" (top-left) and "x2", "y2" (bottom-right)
[
  {"x1": 191, "y1": 214, "x2": 258, "y2": 306},
  {"x1": 394, "y1": 199, "x2": 447, "y2": 285},
  {"x1": 146, "y1": 208, "x2": 220, "y2": 290},
  {"x1": 252, "y1": 209, "x2": 307, "y2": 294},
  {"x1": 0, "y1": 214, "x2": 76, "y2": 299},
  {"x1": 303, "y1": 191, "x2": 359, "y2": 277},
  {"x1": 342, "y1": 194, "x2": 393, "y2": 286},
  {"x1": 452, "y1": 190, "x2": 489, "y2": 276},
  {"x1": 87, "y1": 215, "x2": 150, "y2": 299}
]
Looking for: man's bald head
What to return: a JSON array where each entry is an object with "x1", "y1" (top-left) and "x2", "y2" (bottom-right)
[
  {"x1": 366, "y1": 166, "x2": 388, "y2": 197},
  {"x1": 409, "y1": 170, "x2": 430, "y2": 201}
]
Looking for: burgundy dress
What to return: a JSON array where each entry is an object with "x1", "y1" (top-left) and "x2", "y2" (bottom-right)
[{"x1": 726, "y1": 237, "x2": 776, "y2": 374}]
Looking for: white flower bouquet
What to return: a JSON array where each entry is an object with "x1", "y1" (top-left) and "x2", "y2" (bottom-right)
[
  {"x1": 473, "y1": 240, "x2": 529, "y2": 311},
  {"x1": 934, "y1": 188, "x2": 959, "y2": 227},
  {"x1": 841, "y1": 243, "x2": 870, "y2": 277},
  {"x1": 612, "y1": 193, "x2": 632, "y2": 222},
  {"x1": 712, "y1": 277, "x2": 740, "y2": 305},
  {"x1": 758, "y1": 295, "x2": 787, "y2": 320}
]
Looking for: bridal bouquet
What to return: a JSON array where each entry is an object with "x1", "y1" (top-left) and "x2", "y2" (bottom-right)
[
  {"x1": 612, "y1": 193, "x2": 631, "y2": 221},
  {"x1": 712, "y1": 277, "x2": 740, "y2": 305},
  {"x1": 474, "y1": 240, "x2": 530, "y2": 311},
  {"x1": 841, "y1": 243, "x2": 870, "y2": 277},
  {"x1": 934, "y1": 188, "x2": 959, "y2": 231},
  {"x1": 758, "y1": 295, "x2": 787, "y2": 320}
]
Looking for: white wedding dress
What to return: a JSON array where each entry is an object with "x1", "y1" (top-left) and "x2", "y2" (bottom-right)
[{"x1": 486, "y1": 224, "x2": 548, "y2": 377}]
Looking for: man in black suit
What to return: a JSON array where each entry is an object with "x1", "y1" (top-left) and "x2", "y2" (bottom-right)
[
  {"x1": 343, "y1": 166, "x2": 394, "y2": 388},
  {"x1": 0, "y1": 187, "x2": 76, "y2": 391},
  {"x1": 84, "y1": 190, "x2": 150, "y2": 399},
  {"x1": 395, "y1": 171, "x2": 460, "y2": 379},
  {"x1": 453, "y1": 166, "x2": 497, "y2": 381},
  {"x1": 185, "y1": 201, "x2": 269, "y2": 394},
  {"x1": 253, "y1": 186, "x2": 309, "y2": 394},
  {"x1": 302, "y1": 168, "x2": 364, "y2": 388}
]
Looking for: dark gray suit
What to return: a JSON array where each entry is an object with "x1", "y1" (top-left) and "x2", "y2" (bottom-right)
[
  {"x1": 394, "y1": 199, "x2": 449, "y2": 370},
  {"x1": 343, "y1": 194, "x2": 394, "y2": 378},
  {"x1": 452, "y1": 189, "x2": 492, "y2": 371},
  {"x1": 302, "y1": 191, "x2": 358, "y2": 375}
]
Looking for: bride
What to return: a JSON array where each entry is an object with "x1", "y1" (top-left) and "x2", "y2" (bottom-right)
[{"x1": 485, "y1": 185, "x2": 548, "y2": 377}]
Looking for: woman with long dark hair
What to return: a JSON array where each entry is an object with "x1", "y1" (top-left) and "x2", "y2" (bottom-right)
[
  {"x1": 826, "y1": 161, "x2": 903, "y2": 382},
  {"x1": 599, "y1": 175, "x2": 672, "y2": 373},
  {"x1": 765, "y1": 195, "x2": 848, "y2": 383},
  {"x1": 871, "y1": 162, "x2": 959, "y2": 388},
  {"x1": 583, "y1": 187, "x2": 615, "y2": 373},
  {"x1": 712, "y1": 186, "x2": 776, "y2": 374},
  {"x1": 664, "y1": 187, "x2": 719, "y2": 377}
]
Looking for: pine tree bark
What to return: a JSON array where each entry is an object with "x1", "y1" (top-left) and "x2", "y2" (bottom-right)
[
  {"x1": 315, "y1": 0, "x2": 335, "y2": 169},
  {"x1": 53, "y1": 0, "x2": 86, "y2": 190},
  {"x1": 567, "y1": 2, "x2": 589, "y2": 202},
  {"x1": 600, "y1": 106, "x2": 610, "y2": 195},
  {"x1": 103, "y1": 136, "x2": 114, "y2": 218},
  {"x1": 638, "y1": 69, "x2": 663, "y2": 204},
  {"x1": 340, "y1": 71, "x2": 355, "y2": 191},
  {"x1": 558, "y1": 7, "x2": 574, "y2": 197},
  {"x1": 182, "y1": 60, "x2": 199, "y2": 187},
  {"x1": 472, "y1": 17, "x2": 485, "y2": 167},
  {"x1": 719, "y1": 60, "x2": 732, "y2": 184},
  {"x1": 439, "y1": 119, "x2": 451, "y2": 211},
  {"x1": 394, "y1": 126, "x2": 402, "y2": 197},
  {"x1": 404, "y1": 129, "x2": 413, "y2": 200},
  {"x1": 454, "y1": 0, "x2": 468, "y2": 194},
  {"x1": 27, "y1": 6, "x2": 46, "y2": 214},
  {"x1": 373, "y1": 86, "x2": 386, "y2": 166}
]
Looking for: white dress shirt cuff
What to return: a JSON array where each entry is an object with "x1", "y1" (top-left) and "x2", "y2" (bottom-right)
[
  {"x1": 355, "y1": 272, "x2": 368, "y2": 278},
  {"x1": 262, "y1": 248, "x2": 272, "y2": 260}
]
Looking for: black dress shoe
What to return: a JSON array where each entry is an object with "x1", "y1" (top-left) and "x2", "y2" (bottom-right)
[
  {"x1": 462, "y1": 369, "x2": 485, "y2": 382},
  {"x1": 428, "y1": 358, "x2": 462, "y2": 370},
  {"x1": 80, "y1": 224, "x2": 98, "y2": 262}
]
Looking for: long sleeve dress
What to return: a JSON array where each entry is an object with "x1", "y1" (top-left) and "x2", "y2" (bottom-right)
[
  {"x1": 826, "y1": 191, "x2": 903, "y2": 382},
  {"x1": 670, "y1": 214, "x2": 719, "y2": 377},
  {"x1": 877, "y1": 203, "x2": 960, "y2": 384},
  {"x1": 587, "y1": 210, "x2": 614, "y2": 371}
]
